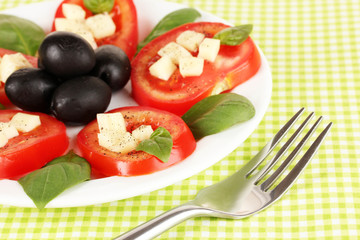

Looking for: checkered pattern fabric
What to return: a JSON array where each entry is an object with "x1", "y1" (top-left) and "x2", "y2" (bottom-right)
[{"x1": 1, "y1": 0, "x2": 359, "y2": 239}]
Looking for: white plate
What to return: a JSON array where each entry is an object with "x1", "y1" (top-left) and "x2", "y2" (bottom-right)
[{"x1": 0, "y1": 0, "x2": 272, "y2": 208}]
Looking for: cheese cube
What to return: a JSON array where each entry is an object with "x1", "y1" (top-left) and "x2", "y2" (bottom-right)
[
  {"x1": 0, "y1": 53, "x2": 32, "y2": 83},
  {"x1": 0, "y1": 132, "x2": 7, "y2": 148},
  {"x1": 97, "y1": 112, "x2": 127, "y2": 134},
  {"x1": 179, "y1": 56, "x2": 204, "y2": 77},
  {"x1": 198, "y1": 38, "x2": 221, "y2": 62},
  {"x1": 0, "y1": 122, "x2": 19, "y2": 139},
  {"x1": 149, "y1": 56, "x2": 177, "y2": 81},
  {"x1": 55, "y1": 18, "x2": 97, "y2": 49},
  {"x1": 132, "y1": 125, "x2": 153, "y2": 143},
  {"x1": 158, "y1": 42, "x2": 192, "y2": 65},
  {"x1": 62, "y1": 3, "x2": 86, "y2": 20},
  {"x1": 98, "y1": 131, "x2": 138, "y2": 154},
  {"x1": 176, "y1": 30, "x2": 205, "y2": 52},
  {"x1": 85, "y1": 13, "x2": 116, "y2": 39},
  {"x1": 10, "y1": 113, "x2": 41, "y2": 132}
]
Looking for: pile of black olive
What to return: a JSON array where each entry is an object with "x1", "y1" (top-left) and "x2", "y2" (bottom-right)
[{"x1": 5, "y1": 31, "x2": 131, "y2": 125}]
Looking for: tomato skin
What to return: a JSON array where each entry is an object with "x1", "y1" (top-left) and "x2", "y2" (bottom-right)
[
  {"x1": 52, "y1": 0, "x2": 138, "y2": 59},
  {"x1": 131, "y1": 22, "x2": 261, "y2": 116},
  {"x1": 0, "y1": 48, "x2": 38, "y2": 106},
  {"x1": 76, "y1": 106, "x2": 196, "y2": 176},
  {"x1": 0, "y1": 110, "x2": 69, "y2": 179}
]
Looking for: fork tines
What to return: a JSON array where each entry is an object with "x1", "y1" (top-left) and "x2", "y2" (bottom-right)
[{"x1": 247, "y1": 108, "x2": 332, "y2": 196}]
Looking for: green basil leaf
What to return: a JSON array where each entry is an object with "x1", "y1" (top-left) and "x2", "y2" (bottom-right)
[
  {"x1": 182, "y1": 93, "x2": 255, "y2": 140},
  {"x1": 18, "y1": 151, "x2": 91, "y2": 209},
  {"x1": 0, "y1": 103, "x2": 5, "y2": 110},
  {"x1": 213, "y1": 24, "x2": 253, "y2": 46},
  {"x1": 136, "y1": 127, "x2": 173, "y2": 163},
  {"x1": 0, "y1": 14, "x2": 45, "y2": 56},
  {"x1": 136, "y1": 8, "x2": 201, "y2": 54},
  {"x1": 84, "y1": 0, "x2": 114, "y2": 14}
]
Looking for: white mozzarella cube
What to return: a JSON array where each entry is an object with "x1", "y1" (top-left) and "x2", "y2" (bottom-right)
[
  {"x1": 62, "y1": 3, "x2": 86, "y2": 20},
  {"x1": 0, "y1": 132, "x2": 7, "y2": 148},
  {"x1": 179, "y1": 56, "x2": 204, "y2": 77},
  {"x1": 158, "y1": 42, "x2": 192, "y2": 65},
  {"x1": 176, "y1": 30, "x2": 205, "y2": 52},
  {"x1": 97, "y1": 112, "x2": 127, "y2": 134},
  {"x1": 98, "y1": 131, "x2": 138, "y2": 154},
  {"x1": 85, "y1": 13, "x2": 116, "y2": 39},
  {"x1": 198, "y1": 38, "x2": 221, "y2": 62},
  {"x1": 132, "y1": 125, "x2": 153, "y2": 143},
  {"x1": 55, "y1": 18, "x2": 97, "y2": 49},
  {"x1": 0, "y1": 122, "x2": 19, "y2": 139},
  {"x1": 0, "y1": 53, "x2": 32, "y2": 83},
  {"x1": 10, "y1": 113, "x2": 41, "y2": 132},
  {"x1": 149, "y1": 56, "x2": 177, "y2": 81}
]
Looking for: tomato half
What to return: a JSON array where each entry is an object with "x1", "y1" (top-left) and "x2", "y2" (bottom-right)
[
  {"x1": 76, "y1": 106, "x2": 196, "y2": 177},
  {"x1": 0, "y1": 48, "x2": 38, "y2": 106},
  {"x1": 52, "y1": 0, "x2": 138, "y2": 59},
  {"x1": 0, "y1": 110, "x2": 69, "y2": 179},
  {"x1": 131, "y1": 22, "x2": 261, "y2": 116}
]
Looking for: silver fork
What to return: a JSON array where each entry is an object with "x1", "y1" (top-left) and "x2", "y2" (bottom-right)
[{"x1": 114, "y1": 108, "x2": 332, "y2": 240}]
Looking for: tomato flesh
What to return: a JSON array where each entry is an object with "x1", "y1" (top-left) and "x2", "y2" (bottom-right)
[
  {"x1": 76, "y1": 106, "x2": 196, "y2": 176},
  {"x1": 131, "y1": 22, "x2": 261, "y2": 116},
  {"x1": 0, "y1": 110, "x2": 69, "y2": 179},
  {"x1": 52, "y1": 0, "x2": 138, "y2": 59},
  {"x1": 0, "y1": 48, "x2": 38, "y2": 106}
]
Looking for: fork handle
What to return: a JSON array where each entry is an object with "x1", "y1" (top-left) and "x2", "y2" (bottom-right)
[{"x1": 113, "y1": 203, "x2": 211, "y2": 240}]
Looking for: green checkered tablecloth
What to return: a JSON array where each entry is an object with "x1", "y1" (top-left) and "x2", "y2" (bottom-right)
[{"x1": 1, "y1": 0, "x2": 359, "y2": 239}]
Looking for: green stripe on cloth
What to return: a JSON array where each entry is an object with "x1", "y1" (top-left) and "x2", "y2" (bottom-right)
[{"x1": 1, "y1": 0, "x2": 359, "y2": 239}]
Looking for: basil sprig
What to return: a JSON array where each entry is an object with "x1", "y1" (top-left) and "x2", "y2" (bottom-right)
[
  {"x1": 213, "y1": 24, "x2": 253, "y2": 46},
  {"x1": 18, "y1": 151, "x2": 91, "y2": 209},
  {"x1": 0, "y1": 103, "x2": 5, "y2": 110},
  {"x1": 84, "y1": 0, "x2": 114, "y2": 14},
  {"x1": 182, "y1": 93, "x2": 255, "y2": 140},
  {"x1": 136, "y1": 127, "x2": 173, "y2": 163},
  {"x1": 0, "y1": 14, "x2": 45, "y2": 56},
  {"x1": 137, "y1": 8, "x2": 201, "y2": 54}
]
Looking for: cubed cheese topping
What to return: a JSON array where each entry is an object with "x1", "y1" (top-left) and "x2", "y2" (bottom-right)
[
  {"x1": 10, "y1": 113, "x2": 41, "y2": 132},
  {"x1": 176, "y1": 30, "x2": 205, "y2": 52},
  {"x1": 55, "y1": 18, "x2": 97, "y2": 49},
  {"x1": 198, "y1": 38, "x2": 221, "y2": 62},
  {"x1": 132, "y1": 125, "x2": 153, "y2": 142},
  {"x1": 150, "y1": 32, "x2": 222, "y2": 81},
  {"x1": 149, "y1": 56, "x2": 177, "y2": 81},
  {"x1": 98, "y1": 131, "x2": 138, "y2": 154},
  {"x1": 179, "y1": 56, "x2": 204, "y2": 77},
  {"x1": 96, "y1": 113, "x2": 155, "y2": 154},
  {"x1": 158, "y1": 42, "x2": 192, "y2": 65},
  {"x1": 62, "y1": 3, "x2": 86, "y2": 20},
  {"x1": 0, "y1": 122, "x2": 19, "y2": 139},
  {"x1": 85, "y1": 13, "x2": 116, "y2": 39},
  {"x1": 97, "y1": 112, "x2": 127, "y2": 134},
  {"x1": 0, "y1": 133, "x2": 7, "y2": 148},
  {"x1": 0, "y1": 113, "x2": 41, "y2": 148},
  {"x1": 0, "y1": 53, "x2": 32, "y2": 83}
]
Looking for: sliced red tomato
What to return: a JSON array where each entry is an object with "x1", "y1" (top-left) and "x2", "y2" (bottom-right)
[
  {"x1": 0, "y1": 110, "x2": 69, "y2": 179},
  {"x1": 0, "y1": 48, "x2": 38, "y2": 106},
  {"x1": 52, "y1": 0, "x2": 138, "y2": 59},
  {"x1": 131, "y1": 22, "x2": 261, "y2": 116},
  {"x1": 76, "y1": 106, "x2": 196, "y2": 177}
]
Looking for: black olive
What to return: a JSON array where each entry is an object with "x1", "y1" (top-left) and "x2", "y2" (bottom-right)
[
  {"x1": 38, "y1": 31, "x2": 96, "y2": 78},
  {"x1": 5, "y1": 68, "x2": 59, "y2": 113},
  {"x1": 91, "y1": 45, "x2": 131, "y2": 90},
  {"x1": 51, "y1": 76, "x2": 111, "y2": 125}
]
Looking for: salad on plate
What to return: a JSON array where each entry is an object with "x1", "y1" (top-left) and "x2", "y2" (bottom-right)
[{"x1": 0, "y1": 0, "x2": 271, "y2": 208}]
